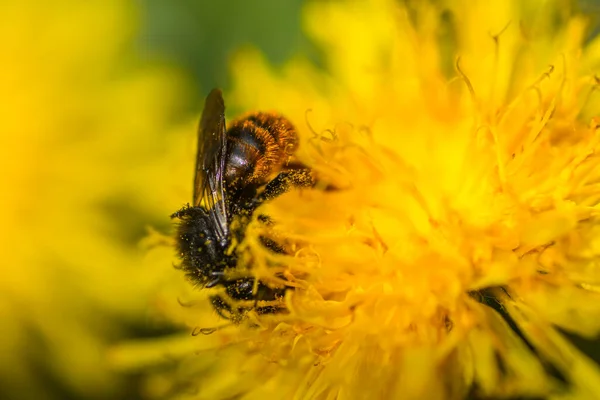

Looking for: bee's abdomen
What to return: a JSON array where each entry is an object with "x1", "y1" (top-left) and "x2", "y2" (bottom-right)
[
  {"x1": 225, "y1": 112, "x2": 298, "y2": 188},
  {"x1": 245, "y1": 113, "x2": 297, "y2": 154}
]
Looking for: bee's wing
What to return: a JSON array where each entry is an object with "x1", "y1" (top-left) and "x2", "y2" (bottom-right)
[{"x1": 193, "y1": 88, "x2": 228, "y2": 241}]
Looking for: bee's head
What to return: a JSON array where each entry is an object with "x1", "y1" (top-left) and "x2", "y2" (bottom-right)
[{"x1": 171, "y1": 206, "x2": 232, "y2": 285}]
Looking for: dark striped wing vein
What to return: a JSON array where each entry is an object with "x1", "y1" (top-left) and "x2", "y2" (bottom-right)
[{"x1": 193, "y1": 89, "x2": 229, "y2": 244}]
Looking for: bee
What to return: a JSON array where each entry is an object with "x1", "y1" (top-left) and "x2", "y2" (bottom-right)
[{"x1": 171, "y1": 89, "x2": 314, "y2": 321}]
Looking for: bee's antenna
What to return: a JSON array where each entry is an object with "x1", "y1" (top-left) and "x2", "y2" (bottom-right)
[
  {"x1": 170, "y1": 203, "x2": 193, "y2": 219},
  {"x1": 205, "y1": 271, "x2": 225, "y2": 288},
  {"x1": 205, "y1": 277, "x2": 222, "y2": 288}
]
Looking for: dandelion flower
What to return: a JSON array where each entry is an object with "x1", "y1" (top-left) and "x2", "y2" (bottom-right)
[{"x1": 114, "y1": 0, "x2": 600, "y2": 399}]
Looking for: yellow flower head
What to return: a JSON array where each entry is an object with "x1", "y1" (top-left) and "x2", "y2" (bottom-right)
[{"x1": 114, "y1": 0, "x2": 600, "y2": 399}]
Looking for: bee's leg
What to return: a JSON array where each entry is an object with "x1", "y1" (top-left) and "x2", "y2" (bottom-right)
[
  {"x1": 259, "y1": 162, "x2": 338, "y2": 205},
  {"x1": 253, "y1": 282, "x2": 287, "y2": 315},
  {"x1": 257, "y1": 169, "x2": 315, "y2": 204},
  {"x1": 259, "y1": 236, "x2": 286, "y2": 253},
  {"x1": 222, "y1": 279, "x2": 286, "y2": 316},
  {"x1": 209, "y1": 295, "x2": 235, "y2": 320},
  {"x1": 170, "y1": 205, "x2": 192, "y2": 219}
]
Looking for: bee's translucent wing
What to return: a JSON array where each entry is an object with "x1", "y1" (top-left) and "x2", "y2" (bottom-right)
[{"x1": 193, "y1": 89, "x2": 228, "y2": 242}]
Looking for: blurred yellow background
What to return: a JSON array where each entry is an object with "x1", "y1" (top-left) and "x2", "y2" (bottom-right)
[{"x1": 2, "y1": 1, "x2": 600, "y2": 399}]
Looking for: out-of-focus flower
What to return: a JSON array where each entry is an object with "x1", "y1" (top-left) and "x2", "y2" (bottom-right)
[
  {"x1": 0, "y1": 1, "x2": 192, "y2": 399},
  {"x1": 113, "y1": 0, "x2": 600, "y2": 399}
]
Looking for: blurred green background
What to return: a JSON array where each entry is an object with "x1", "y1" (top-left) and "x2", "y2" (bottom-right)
[
  {"x1": 138, "y1": 0, "x2": 322, "y2": 107},
  {"x1": 140, "y1": 0, "x2": 600, "y2": 97}
]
